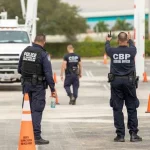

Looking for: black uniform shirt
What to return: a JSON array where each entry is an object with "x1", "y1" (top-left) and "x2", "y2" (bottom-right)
[
  {"x1": 63, "y1": 53, "x2": 81, "y2": 75},
  {"x1": 18, "y1": 43, "x2": 55, "y2": 92},
  {"x1": 105, "y1": 39, "x2": 137, "y2": 76}
]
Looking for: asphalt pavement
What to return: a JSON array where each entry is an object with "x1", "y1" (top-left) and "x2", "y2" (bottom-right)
[{"x1": 0, "y1": 60, "x2": 150, "y2": 150}]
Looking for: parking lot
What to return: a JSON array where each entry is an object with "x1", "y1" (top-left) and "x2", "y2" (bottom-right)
[{"x1": 0, "y1": 60, "x2": 150, "y2": 150}]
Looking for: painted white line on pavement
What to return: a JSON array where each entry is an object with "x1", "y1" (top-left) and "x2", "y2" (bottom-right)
[
  {"x1": 89, "y1": 71, "x2": 94, "y2": 77},
  {"x1": 103, "y1": 84, "x2": 109, "y2": 91},
  {"x1": 85, "y1": 70, "x2": 94, "y2": 77},
  {"x1": 94, "y1": 61, "x2": 102, "y2": 66},
  {"x1": 85, "y1": 70, "x2": 90, "y2": 77},
  {"x1": 44, "y1": 119, "x2": 113, "y2": 123}
]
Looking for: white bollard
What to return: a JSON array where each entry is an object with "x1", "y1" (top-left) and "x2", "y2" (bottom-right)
[{"x1": 134, "y1": 0, "x2": 145, "y2": 78}]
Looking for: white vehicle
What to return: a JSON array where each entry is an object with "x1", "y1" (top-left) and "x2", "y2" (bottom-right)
[{"x1": 0, "y1": 0, "x2": 38, "y2": 83}]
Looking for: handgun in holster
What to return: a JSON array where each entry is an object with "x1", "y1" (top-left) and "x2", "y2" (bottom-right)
[
  {"x1": 132, "y1": 72, "x2": 139, "y2": 88},
  {"x1": 108, "y1": 73, "x2": 114, "y2": 83},
  {"x1": 42, "y1": 77, "x2": 48, "y2": 89}
]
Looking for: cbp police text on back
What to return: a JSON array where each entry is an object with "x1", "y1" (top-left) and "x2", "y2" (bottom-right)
[{"x1": 113, "y1": 54, "x2": 131, "y2": 64}]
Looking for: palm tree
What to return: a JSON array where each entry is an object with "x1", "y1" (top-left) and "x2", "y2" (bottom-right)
[
  {"x1": 112, "y1": 19, "x2": 133, "y2": 31},
  {"x1": 94, "y1": 21, "x2": 109, "y2": 33}
]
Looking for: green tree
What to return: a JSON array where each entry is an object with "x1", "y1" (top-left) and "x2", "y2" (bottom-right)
[
  {"x1": 0, "y1": 0, "x2": 24, "y2": 23},
  {"x1": 94, "y1": 21, "x2": 109, "y2": 32},
  {"x1": 38, "y1": 0, "x2": 87, "y2": 41},
  {"x1": 0, "y1": 0, "x2": 88, "y2": 41},
  {"x1": 112, "y1": 19, "x2": 133, "y2": 31},
  {"x1": 145, "y1": 19, "x2": 148, "y2": 39}
]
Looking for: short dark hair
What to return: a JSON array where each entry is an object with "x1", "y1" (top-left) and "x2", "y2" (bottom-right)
[
  {"x1": 118, "y1": 32, "x2": 128, "y2": 42},
  {"x1": 34, "y1": 34, "x2": 46, "y2": 43},
  {"x1": 67, "y1": 44, "x2": 74, "y2": 50}
]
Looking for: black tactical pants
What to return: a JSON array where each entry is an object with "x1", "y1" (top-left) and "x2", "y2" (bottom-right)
[
  {"x1": 64, "y1": 74, "x2": 79, "y2": 98},
  {"x1": 110, "y1": 77, "x2": 139, "y2": 137},
  {"x1": 23, "y1": 83, "x2": 46, "y2": 140}
]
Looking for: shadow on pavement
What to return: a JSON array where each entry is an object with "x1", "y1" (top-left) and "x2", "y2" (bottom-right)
[{"x1": 0, "y1": 84, "x2": 22, "y2": 91}]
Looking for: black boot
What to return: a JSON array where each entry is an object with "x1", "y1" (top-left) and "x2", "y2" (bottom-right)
[
  {"x1": 72, "y1": 98, "x2": 76, "y2": 105},
  {"x1": 69, "y1": 93, "x2": 73, "y2": 105},
  {"x1": 114, "y1": 135, "x2": 125, "y2": 142},
  {"x1": 130, "y1": 133, "x2": 142, "y2": 142},
  {"x1": 35, "y1": 138, "x2": 49, "y2": 145}
]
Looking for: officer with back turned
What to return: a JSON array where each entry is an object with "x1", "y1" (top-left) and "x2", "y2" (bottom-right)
[
  {"x1": 105, "y1": 32, "x2": 142, "y2": 142},
  {"x1": 60, "y1": 45, "x2": 82, "y2": 105},
  {"x1": 18, "y1": 34, "x2": 56, "y2": 145}
]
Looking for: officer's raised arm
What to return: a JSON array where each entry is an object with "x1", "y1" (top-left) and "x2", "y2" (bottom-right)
[
  {"x1": 105, "y1": 35, "x2": 112, "y2": 57},
  {"x1": 128, "y1": 32, "x2": 136, "y2": 50},
  {"x1": 42, "y1": 53, "x2": 55, "y2": 95}
]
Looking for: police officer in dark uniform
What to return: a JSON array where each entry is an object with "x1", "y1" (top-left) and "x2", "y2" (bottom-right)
[
  {"x1": 60, "y1": 45, "x2": 82, "y2": 105},
  {"x1": 18, "y1": 34, "x2": 56, "y2": 145},
  {"x1": 105, "y1": 32, "x2": 142, "y2": 142}
]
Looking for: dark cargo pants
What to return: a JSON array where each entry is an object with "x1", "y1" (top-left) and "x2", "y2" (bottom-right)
[
  {"x1": 23, "y1": 83, "x2": 46, "y2": 140},
  {"x1": 64, "y1": 74, "x2": 79, "y2": 99},
  {"x1": 110, "y1": 77, "x2": 139, "y2": 137}
]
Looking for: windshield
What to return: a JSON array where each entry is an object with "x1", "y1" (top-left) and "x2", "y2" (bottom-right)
[{"x1": 0, "y1": 31, "x2": 30, "y2": 43}]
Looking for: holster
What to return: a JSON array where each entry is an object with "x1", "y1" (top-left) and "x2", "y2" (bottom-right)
[
  {"x1": 37, "y1": 76, "x2": 43, "y2": 84},
  {"x1": 43, "y1": 80, "x2": 48, "y2": 89},
  {"x1": 128, "y1": 71, "x2": 139, "y2": 88},
  {"x1": 32, "y1": 75, "x2": 38, "y2": 85},
  {"x1": 135, "y1": 76, "x2": 139, "y2": 89},
  {"x1": 69, "y1": 67, "x2": 79, "y2": 75},
  {"x1": 21, "y1": 77, "x2": 24, "y2": 85},
  {"x1": 108, "y1": 73, "x2": 115, "y2": 83},
  {"x1": 38, "y1": 76, "x2": 48, "y2": 88}
]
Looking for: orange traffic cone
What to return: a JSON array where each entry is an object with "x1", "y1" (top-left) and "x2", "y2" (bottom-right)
[
  {"x1": 103, "y1": 53, "x2": 108, "y2": 64},
  {"x1": 18, "y1": 93, "x2": 36, "y2": 150},
  {"x1": 55, "y1": 89, "x2": 60, "y2": 105},
  {"x1": 146, "y1": 94, "x2": 150, "y2": 113},
  {"x1": 53, "y1": 73, "x2": 57, "y2": 83},
  {"x1": 143, "y1": 72, "x2": 148, "y2": 82}
]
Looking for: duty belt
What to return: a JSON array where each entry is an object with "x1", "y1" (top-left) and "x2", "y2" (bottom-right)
[
  {"x1": 108, "y1": 73, "x2": 134, "y2": 83},
  {"x1": 21, "y1": 76, "x2": 46, "y2": 85},
  {"x1": 23, "y1": 78, "x2": 32, "y2": 82},
  {"x1": 115, "y1": 75, "x2": 129, "y2": 78}
]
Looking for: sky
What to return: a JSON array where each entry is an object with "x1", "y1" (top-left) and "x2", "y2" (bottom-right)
[
  {"x1": 61, "y1": 0, "x2": 149, "y2": 12},
  {"x1": 61, "y1": 0, "x2": 149, "y2": 29}
]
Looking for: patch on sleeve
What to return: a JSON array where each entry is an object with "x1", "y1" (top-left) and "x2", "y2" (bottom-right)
[{"x1": 47, "y1": 54, "x2": 51, "y2": 61}]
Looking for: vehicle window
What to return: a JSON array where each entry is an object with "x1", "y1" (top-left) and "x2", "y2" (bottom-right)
[{"x1": 0, "y1": 31, "x2": 30, "y2": 43}]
